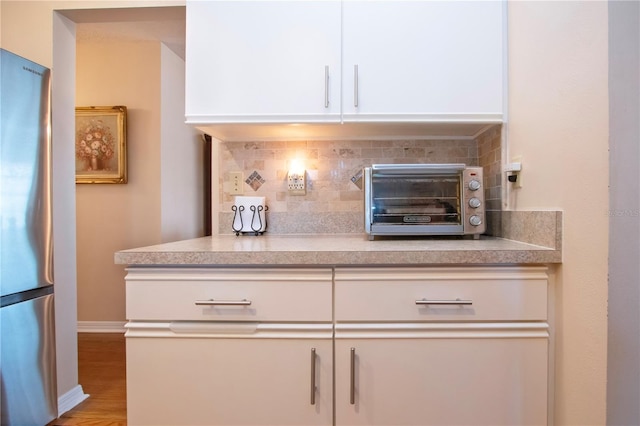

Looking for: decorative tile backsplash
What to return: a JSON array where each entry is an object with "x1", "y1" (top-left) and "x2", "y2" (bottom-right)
[
  {"x1": 219, "y1": 128, "x2": 503, "y2": 234},
  {"x1": 477, "y1": 126, "x2": 502, "y2": 212}
]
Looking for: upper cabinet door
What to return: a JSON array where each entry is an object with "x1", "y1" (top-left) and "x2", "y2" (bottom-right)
[
  {"x1": 342, "y1": 0, "x2": 504, "y2": 122},
  {"x1": 185, "y1": 1, "x2": 342, "y2": 125}
]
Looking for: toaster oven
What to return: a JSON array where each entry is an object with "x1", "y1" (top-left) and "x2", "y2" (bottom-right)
[{"x1": 364, "y1": 164, "x2": 485, "y2": 239}]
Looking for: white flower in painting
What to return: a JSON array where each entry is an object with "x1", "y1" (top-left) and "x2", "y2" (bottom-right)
[{"x1": 75, "y1": 119, "x2": 116, "y2": 162}]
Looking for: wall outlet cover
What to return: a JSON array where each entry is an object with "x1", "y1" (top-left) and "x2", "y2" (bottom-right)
[
  {"x1": 288, "y1": 171, "x2": 306, "y2": 195},
  {"x1": 229, "y1": 171, "x2": 243, "y2": 194},
  {"x1": 509, "y1": 156, "x2": 523, "y2": 188}
]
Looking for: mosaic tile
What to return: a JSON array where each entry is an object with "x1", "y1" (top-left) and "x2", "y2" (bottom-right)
[{"x1": 245, "y1": 170, "x2": 265, "y2": 191}]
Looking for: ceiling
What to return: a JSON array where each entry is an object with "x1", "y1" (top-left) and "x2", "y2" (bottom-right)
[{"x1": 61, "y1": 6, "x2": 186, "y2": 59}]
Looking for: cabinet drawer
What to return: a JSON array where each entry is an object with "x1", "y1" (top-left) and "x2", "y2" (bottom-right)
[
  {"x1": 126, "y1": 268, "x2": 332, "y2": 322},
  {"x1": 335, "y1": 267, "x2": 548, "y2": 322}
]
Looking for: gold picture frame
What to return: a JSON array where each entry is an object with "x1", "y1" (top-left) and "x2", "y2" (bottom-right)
[{"x1": 75, "y1": 106, "x2": 127, "y2": 184}]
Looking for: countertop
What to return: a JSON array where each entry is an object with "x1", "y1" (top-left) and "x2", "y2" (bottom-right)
[{"x1": 114, "y1": 234, "x2": 561, "y2": 266}]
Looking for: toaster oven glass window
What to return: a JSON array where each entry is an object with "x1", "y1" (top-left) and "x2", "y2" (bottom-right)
[{"x1": 371, "y1": 174, "x2": 462, "y2": 226}]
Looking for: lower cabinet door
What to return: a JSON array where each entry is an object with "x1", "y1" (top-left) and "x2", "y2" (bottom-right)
[
  {"x1": 335, "y1": 334, "x2": 548, "y2": 426},
  {"x1": 127, "y1": 336, "x2": 333, "y2": 426}
]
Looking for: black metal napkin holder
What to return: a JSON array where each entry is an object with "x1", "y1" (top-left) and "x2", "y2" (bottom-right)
[{"x1": 231, "y1": 204, "x2": 268, "y2": 236}]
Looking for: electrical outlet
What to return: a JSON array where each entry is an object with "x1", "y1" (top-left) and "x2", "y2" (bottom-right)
[
  {"x1": 288, "y1": 170, "x2": 306, "y2": 195},
  {"x1": 229, "y1": 171, "x2": 243, "y2": 195},
  {"x1": 510, "y1": 156, "x2": 523, "y2": 189}
]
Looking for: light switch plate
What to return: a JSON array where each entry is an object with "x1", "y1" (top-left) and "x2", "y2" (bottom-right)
[{"x1": 230, "y1": 171, "x2": 243, "y2": 195}]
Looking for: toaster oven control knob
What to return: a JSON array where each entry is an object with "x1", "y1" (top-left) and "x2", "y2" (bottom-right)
[
  {"x1": 468, "y1": 197, "x2": 482, "y2": 208},
  {"x1": 468, "y1": 179, "x2": 481, "y2": 191},
  {"x1": 469, "y1": 215, "x2": 483, "y2": 226}
]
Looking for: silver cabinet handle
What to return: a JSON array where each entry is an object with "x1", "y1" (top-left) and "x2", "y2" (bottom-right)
[
  {"x1": 324, "y1": 66, "x2": 329, "y2": 108},
  {"x1": 350, "y1": 347, "x2": 356, "y2": 405},
  {"x1": 415, "y1": 298, "x2": 473, "y2": 306},
  {"x1": 353, "y1": 65, "x2": 359, "y2": 108},
  {"x1": 194, "y1": 299, "x2": 252, "y2": 306},
  {"x1": 310, "y1": 348, "x2": 317, "y2": 405}
]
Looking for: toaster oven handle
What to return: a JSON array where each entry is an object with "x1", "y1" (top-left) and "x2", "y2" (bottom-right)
[
  {"x1": 371, "y1": 163, "x2": 466, "y2": 175},
  {"x1": 415, "y1": 298, "x2": 473, "y2": 306}
]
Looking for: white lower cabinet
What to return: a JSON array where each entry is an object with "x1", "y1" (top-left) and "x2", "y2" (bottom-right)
[
  {"x1": 127, "y1": 335, "x2": 333, "y2": 426},
  {"x1": 334, "y1": 266, "x2": 550, "y2": 426},
  {"x1": 335, "y1": 330, "x2": 548, "y2": 426},
  {"x1": 125, "y1": 266, "x2": 549, "y2": 426},
  {"x1": 125, "y1": 268, "x2": 333, "y2": 426}
]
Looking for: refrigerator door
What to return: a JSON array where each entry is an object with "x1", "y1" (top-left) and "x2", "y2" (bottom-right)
[
  {"x1": 0, "y1": 48, "x2": 53, "y2": 298},
  {"x1": 0, "y1": 293, "x2": 58, "y2": 424}
]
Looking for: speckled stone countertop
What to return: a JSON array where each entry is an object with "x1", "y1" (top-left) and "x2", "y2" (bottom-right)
[{"x1": 114, "y1": 234, "x2": 561, "y2": 266}]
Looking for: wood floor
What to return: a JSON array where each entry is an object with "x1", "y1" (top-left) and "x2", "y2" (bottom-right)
[{"x1": 48, "y1": 333, "x2": 127, "y2": 426}]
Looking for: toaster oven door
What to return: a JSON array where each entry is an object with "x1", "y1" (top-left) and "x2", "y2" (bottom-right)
[{"x1": 366, "y1": 168, "x2": 464, "y2": 235}]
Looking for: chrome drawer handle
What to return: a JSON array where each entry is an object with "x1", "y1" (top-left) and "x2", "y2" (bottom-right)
[
  {"x1": 353, "y1": 64, "x2": 359, "y2": 108},
  {"x1": 310, "y1": 348, "x2": 317, "y2": 405},
  {"x1": 324, "y1": 66, "x2": 329, "y2": 108},
  {"x1": 350, "y1": 347, "x2": 356, "y2": 405},
  {"x1": 194, "y1": 299, "x2": 252, "y2": 306},
  {"x1": 415, "y1": 298, "x2": 473, "y2": 306}
]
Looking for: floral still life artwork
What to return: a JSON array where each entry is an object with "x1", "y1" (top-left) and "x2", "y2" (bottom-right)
[{"x1": 75, "y1": 106, "x2": 127, "y2": 184}]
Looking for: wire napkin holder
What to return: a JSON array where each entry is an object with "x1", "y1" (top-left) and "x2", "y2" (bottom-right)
[{"x1": 232, "y1": 204, "x2": 268, "y2": 236}]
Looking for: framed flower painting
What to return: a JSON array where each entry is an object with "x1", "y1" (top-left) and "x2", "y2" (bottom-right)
[{"x1": 75, "y1": 106, "x2": 127, "y2": 184}]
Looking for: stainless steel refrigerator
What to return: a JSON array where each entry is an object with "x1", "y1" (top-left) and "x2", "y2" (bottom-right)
[{"x1": 0, "y1": 48, "x2": 58, "y2": 425}]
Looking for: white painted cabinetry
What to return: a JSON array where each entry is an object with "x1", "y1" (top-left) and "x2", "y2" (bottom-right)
[
  {"x1": 125, "y1": 268, "x2": 334, "y2": 426},
  {"x1": 185, "y1": 1, "x2": 342, "y2": 124},
  {"x1": 185, "y1": 1, "x2": 504, "y2": 127},
  {"x1": 341, "y1": 1, "x2": 504, "y2": 122},
  {"x1": 124, "y1": 266, "x2": 549, "y2": 425},
  {"x1": 334, "y1": 267, "x2": 549, "y2": 426}
]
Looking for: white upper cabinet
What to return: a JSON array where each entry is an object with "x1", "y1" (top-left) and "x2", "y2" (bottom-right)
[
  {"x1": 185, "y1": 1, "x2": 342, "y2": 125},
  {"x1": 341, "y1": 0, "x2": 504, "y2": 122},
  {"x1": 185, "y1": 1, "x2": 505, "y2": 136}
]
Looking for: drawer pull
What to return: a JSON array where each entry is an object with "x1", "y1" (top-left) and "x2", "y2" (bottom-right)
[
  {"x1": 350, "y1": 347, "x2": 356, "y2": 405},
  {"x1": 195, "y1": 299, "x2": 252, "y2": 306},
  {"x1": 415, "y1": 298, "x2": 473, "y2": 306},
  {"x1": 310, "y1": 348, "x2": 317, "y2": 405}
]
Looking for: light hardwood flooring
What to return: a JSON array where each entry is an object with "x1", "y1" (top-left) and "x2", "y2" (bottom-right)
[{"x1": 49, "y1": 333, "x2": 127, "y2": 426}]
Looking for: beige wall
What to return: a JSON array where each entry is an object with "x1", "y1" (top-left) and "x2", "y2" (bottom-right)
[
  {"x1": 76, "y1": 41, "x2": 203, "y2": 322},
  {"x1": 1, "y1": 1, "x2": 181, "y2": 66},
  {"x1": 76, "y1": 40, "x2": 203, "y2": 322},
  {"x1": 508, "y1": 2, "x2": 609, "y2": 424},
  {"x1": 160, "y1": 43, "x2": 206, "y2": 243},
  {"x1": 75, "y1": 40, "x2": 163, "y2": 322}
]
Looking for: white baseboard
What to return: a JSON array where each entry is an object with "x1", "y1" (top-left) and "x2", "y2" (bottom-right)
[
  {"x1": 58, "y1": 384, "x2": 89, "y2": 416},
  {"x1": 77, "y1": 321, "x2": 126, "y2": 333}
]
